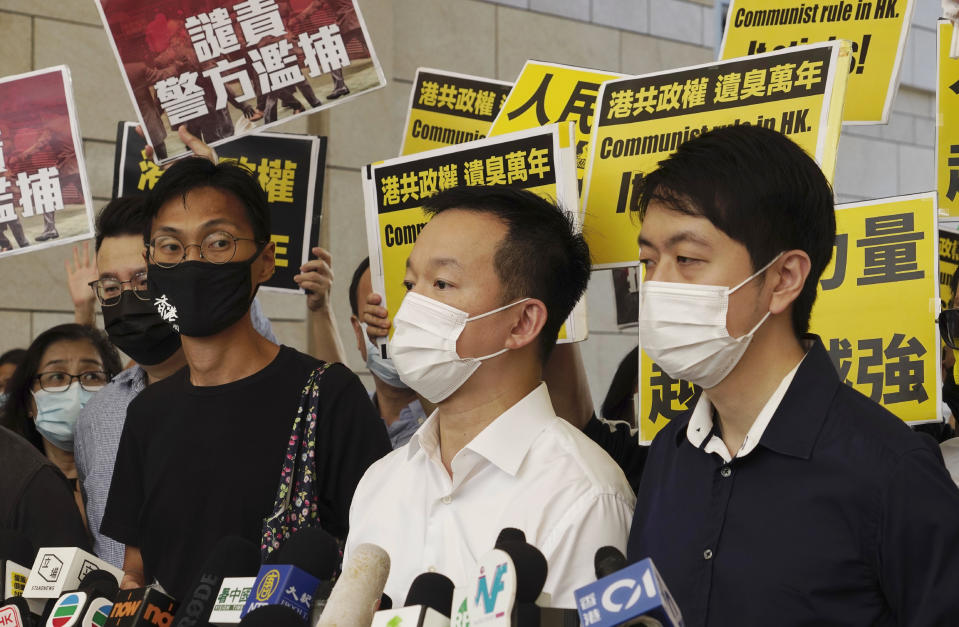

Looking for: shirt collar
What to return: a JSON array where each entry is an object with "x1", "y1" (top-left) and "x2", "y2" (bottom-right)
[
  {"x1": 406, "y1": 383, "x2": 556, "y2": 477},
  {"x1": 759, "y1": 335, "x2": 840, "y2": 459},
  {"x1": 678, "y1": 335, "x2": 834, "y2": 460}
]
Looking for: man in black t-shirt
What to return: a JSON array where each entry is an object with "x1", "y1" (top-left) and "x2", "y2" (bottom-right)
[{"x1": 101, "y1": 158, "x2": 390, "y2": 599}]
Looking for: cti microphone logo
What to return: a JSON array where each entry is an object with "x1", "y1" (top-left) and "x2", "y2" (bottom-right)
[
  {"x1": 254, "y1": 569, "x2": 281, "y2": 602},
  {"x1": 600, "y1": 568, "x2": 657, "y2": 613},
  {"x1": 473, "y1": 563, "x2": 508, "y2": 616}
]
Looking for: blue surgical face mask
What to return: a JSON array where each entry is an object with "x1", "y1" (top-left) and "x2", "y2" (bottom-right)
[
  {"x1": 0, "y1": 392, "x2": 8, "y2": 408},
  {"x1": 361, "y1": 323, "x2": 409, "y2": 390},
  {"x1": 32, "y1": 382, "x2": 97, "y2": 451}
]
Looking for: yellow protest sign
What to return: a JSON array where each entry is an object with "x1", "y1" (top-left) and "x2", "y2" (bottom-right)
[
  {"x1": 812, "y1": 194, "x2": 940, "y2": 424},
  {"x1": 488, "y1": 61, "x2": 624, "y2": 181},
  {"x1": 940, "y1": 221, "x2": 959, "y2": 307},
  {"x1": 364, "y1": 123, "x2": 586, "y2": 350},
  {"x1": 399, "y1": 68, "x2": 512, "y2": 156},
  {"x1": 639, "y1": 192, "x2": 941, "y2": 442},
  {"x1": 720, "y1": 0, "x2": 914, "y2": 123},
  {"x1": 937, "y1": 20, "x2": 959, "y2": 217},
  {"x1": 583, "y1": 41, "x2": 849, "y2": 269}
]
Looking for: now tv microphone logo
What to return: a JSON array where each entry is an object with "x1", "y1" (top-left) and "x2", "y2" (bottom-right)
[{"x1": 573, "y1": 558, "x2": 684, "y2": 627}]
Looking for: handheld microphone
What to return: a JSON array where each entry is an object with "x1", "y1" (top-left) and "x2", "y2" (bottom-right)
[
  {"x1": 208, "y1": 578, "x2": 256, "y2": 626},
  {"x1": 573, "y1": 550, "x2": 684, "y2": 627},
  {"x1": 237, "y1": 604, "x2": 306, "y2": 626},
  {"x1": 102, "y1": 586, "x2": 176, "y2": 627},
  {"x1": 23, "y1": 549, "x2": 123, "y2": 602},
  {"x1": 370, "y1": 572, "x2": 454, "y2": 627},
  {"x1": 496, "y1": 537, "x2": 579, "y2": 626},
  {"x1": 170, "y1": 536, "x2": 260, "y2": 627},
  {"x1": 1, "y1": 596, "x2": 37, "y2": 627},
  {"x1": 45, "y1": 569, "x2": 118, "y2": 627},
  {"x1": 493, "y1": 528, "x2": 526, "y2": 549},
  {"x1": 594, "y1": 547, "x2": 627, "y2": 581},
  {"x1": 314, "y1": 544, "x2": 390, "y2": 626},
  {"x1": 241, "y1": 528, "x2": 340, "y2": 623}
]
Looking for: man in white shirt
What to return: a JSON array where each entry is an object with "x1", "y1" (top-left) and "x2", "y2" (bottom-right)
[{"x1": 345, "y1": 186, "x2": 635, "y2": 608}]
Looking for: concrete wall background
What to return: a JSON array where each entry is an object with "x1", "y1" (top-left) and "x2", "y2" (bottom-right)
[{"x1": 0, "y1": 0, "x2": 943, "y2": 410}]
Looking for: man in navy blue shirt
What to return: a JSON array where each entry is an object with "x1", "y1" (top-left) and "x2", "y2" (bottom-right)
[{"x1": 628, "y1": 125, "x2": 959, "y2": 626}]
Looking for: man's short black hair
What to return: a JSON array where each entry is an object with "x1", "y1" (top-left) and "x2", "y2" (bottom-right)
[
  {"x1": 635, "y1": 125, "x2": 835, "y2": 337},
  {"x1": 95, "y1": 196, "x2": 148, "y2": 252},
  {"x1": 421, "y1": 186, "x2": 591, "y2": 361},
  {"x1": 143, "y1": 157, "x2": 270, "y2": 244},
  {"x1": 350, "y1": 257, "x2": 371, "y2": 317}
]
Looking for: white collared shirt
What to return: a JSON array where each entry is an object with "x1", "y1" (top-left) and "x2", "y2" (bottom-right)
[
  {"x1": 345, "y1": 383, "x2": 636, "y2": 608},
  {"x1": 687, "y1": 358, "x2": 805, "y2": 462}
]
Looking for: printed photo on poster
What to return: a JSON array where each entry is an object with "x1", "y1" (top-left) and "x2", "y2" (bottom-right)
[
  {"x1": 0, "y1": 66, "x2": 95, "y2": 260},
  {"x1": 95, "y1": 0, "x2": 385, "y2": 163},
  {"x1": 112, "y1": 121, "x2": 325, "y2": 293}
]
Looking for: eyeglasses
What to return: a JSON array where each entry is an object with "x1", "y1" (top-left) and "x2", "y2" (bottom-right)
[
  {"x1": 940, "y1": 309, "x2": 959, "y2": 350},
  {"x1": 148, "y1": 231, "x2": 263, "y2": 268},
  {"x1": 35, "y1": 371, "x2": 110, "y2": 393},
  {"x1": 88, "y1": 271, "x2": 150, "y2": 306}
]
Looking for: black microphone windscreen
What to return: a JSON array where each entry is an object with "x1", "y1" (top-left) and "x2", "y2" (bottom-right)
[
  {"x1": 78, "y1": 569, "x2": 120, "y2": 600},
  {"x1": 0, "y1": 529, "x2": 36, "y2": 566},
  {"x1": 405, "y1": 572, "x2": 454, "y2": 618},
  {"x1": 172, "y1": 535, "x2": 261, "y2": 627},
  {"x1": 496, "y1": 540, "x2": 547, "y2": 603},
  {"x1": 594, "y1": 545, "x2": 627, "y2": 580},
  {"x1": 494, "y1": 527, "x2": 525, "y2": 549},
  {"x1": 267, "y1": 527, "x2": 340, "y2": 580},
  {"x1": 379, "y1": 593, "x2": 392, "y2": 611},
  {"x1": 237, "y1": 604, "x2": 307, "y2": 626},
  {"x1": 1, "y1": 594, "x2": 32, "y2": 615}
]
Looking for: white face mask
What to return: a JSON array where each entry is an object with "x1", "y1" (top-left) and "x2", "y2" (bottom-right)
[
  {"x1": 638, "y1": 252, "x2": 782, "y2": 389},
  {"x1": 389, "y1": 291, "x2": 530, "y2": 403}
]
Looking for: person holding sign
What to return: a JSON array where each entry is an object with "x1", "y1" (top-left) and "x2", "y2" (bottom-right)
[
  {"x1": 627, "y1": 125, "x2": 959, "y2": 625},
  {"x1": 345, "y1": 186, "x2": 635, "y2": 607}
]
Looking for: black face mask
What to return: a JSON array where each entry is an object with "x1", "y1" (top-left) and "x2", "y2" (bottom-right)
[
  {"x1": 147, "y1": 256, "x2": 259, "y2": 338},
  {"x1": 102, "y1": 290, "x2": 182, "y2": 366}
]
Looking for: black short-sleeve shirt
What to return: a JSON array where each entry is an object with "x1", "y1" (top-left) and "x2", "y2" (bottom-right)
[{"x1": 101, "y1": 347, "x2": 390, "y2": 600}]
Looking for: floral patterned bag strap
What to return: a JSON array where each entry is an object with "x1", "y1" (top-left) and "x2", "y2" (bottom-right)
[{"x1": 260, "y1": 363, "x2": 331, "y2": 561}]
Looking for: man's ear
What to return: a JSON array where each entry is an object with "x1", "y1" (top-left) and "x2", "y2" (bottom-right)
[
  {"x1": 504, "y1": 299, "x2": 549, "y2": 351},
  {"x1": 768, "y1": 250, "x2": 811, "y2": 315},
  {"x1": 254, "y1": 240, "x2": 276, "y2": 285}
]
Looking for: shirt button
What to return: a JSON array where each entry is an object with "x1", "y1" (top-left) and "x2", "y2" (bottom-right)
[
  {"x1": 703, "y1": 549, "x2": 714, "y2": 560},
  {"x1": 442, "y1": 495, "x2": 452, "y2": 504},
  {"x1": 720, "y1": 465, "x2": 732, "y2": 478}
]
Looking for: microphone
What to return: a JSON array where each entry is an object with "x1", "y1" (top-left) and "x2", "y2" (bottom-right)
[
  {"x1": 314, "y1": 544, "x2": 390, "y2": 626},
  {"x1": 102, "y1": 586, "x2": 176, "y2": 627},
  {"x1": 496, "y1": 537, "x2": 579, "y2": 626},
  {"x1": 1, "y1": 596, "x2": 37, "y2": 627},
  {"x1": 370, "y1": 572, "x2": 455, "y2": 627},
  {"x1": 573, "y1": 550, "x2": 684, "y2": 627},
  {"x1": 240, "y1": 528, "x2": 340, "y2": 623},
  {"x1": 493, "y1": 528, "x2": 526, "y2": 549},
  {"x1": 44, "y1": 569, "x2": 119, "y2": 627},
  {"x1": 594, "y1": 547, "x2": 627, "y2": 580},
  {"x1": 171, "y1": 536, "x2": 261, "y2": 627},
  {"x1": 237, "y1": 605, "x2": 306, "y2": 626},
  {"x1": 23, "y1": 549, "x2": 123, "y2": 603}
]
